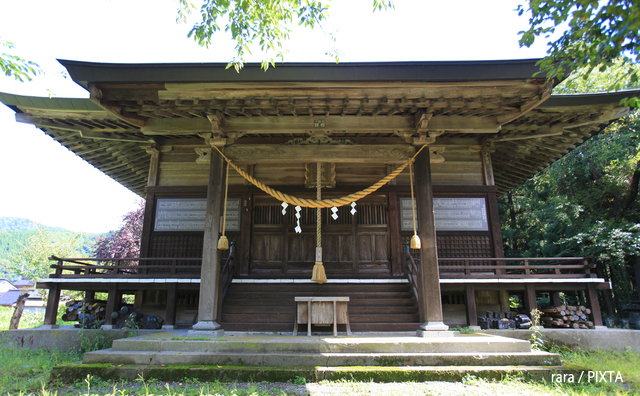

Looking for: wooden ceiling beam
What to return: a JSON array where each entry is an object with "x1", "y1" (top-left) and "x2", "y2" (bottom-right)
[{"x1": 141, "y1": 114, "x2": 500, "y2": 135}]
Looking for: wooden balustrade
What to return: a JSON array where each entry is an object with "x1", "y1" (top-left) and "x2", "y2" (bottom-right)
[
  {"x1": 402, "y1": 253, "x2": 421, "y2": 303},
  {"x1": 438, "y1": 257, "x2": 595, "y2": 278},
  {"x1": 48, "y1": 256, "x2": 203, "y2": 279}
]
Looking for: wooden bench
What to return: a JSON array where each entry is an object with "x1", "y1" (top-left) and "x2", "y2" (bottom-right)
[{"x1": 293, "y1": 296, "x2": 351, "y2": 336}]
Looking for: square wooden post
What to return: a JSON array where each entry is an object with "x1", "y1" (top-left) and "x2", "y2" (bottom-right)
[
  {"x1": 388, "y1": 192, "x2": 403, "y2": 276},
  {"x1": 102, "y1": 284, "x2": 119, "y2": 329},
  {"x1": 415, "y1": 147, "x2": 449, "y2": 335},
  {"x1": 586, "y1": 284, "x2": 604, "y2": 327},
  {"x1": 164, "y1": 285, "x2": 177, "y2": 329},
  {"x1": 189, "y1": 147, "x2": 225, "y2": 337},
  {"x1": 42, "y1": 284, "x2": 61, "y2": 328},
  {"x1": 465, "y1": 285, "x2": 478, "y2": 327},
  {"x1": 524, "y1": 284, "x2": 537, "y2": 315}
]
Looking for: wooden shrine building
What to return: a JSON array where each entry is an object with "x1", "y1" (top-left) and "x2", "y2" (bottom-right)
[{"x1": 1, "y1": 59, "x2": 635, "y2": 333}]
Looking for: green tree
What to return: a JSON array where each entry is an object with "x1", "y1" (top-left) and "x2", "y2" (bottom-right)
[
  {"x1": 0, "y1": 38, "x2": 38, "y2": 82},
  {"x1": 517, "y1": 0, "x2": 640, "y2": 97},
  {"x1": 6, "y1": 228, "x2": 83, "y2": 285},
  {"x1": 499, "y1": 60, "x2": 640, "y2": 313},
  {"x1": 177, "y1": 0, "x2": 394, "y2": 70}
]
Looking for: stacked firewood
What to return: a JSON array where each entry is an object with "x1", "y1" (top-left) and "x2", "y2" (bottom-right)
[
  {"x1": 540, "y1": 305, "x2": 595, "y2": 329},
  {"x1": 62, "y1": 299, "x2": 108, "y2": 329},
  {"x1": 62, "y1": 299, "x2": 107, "y2": 322}
]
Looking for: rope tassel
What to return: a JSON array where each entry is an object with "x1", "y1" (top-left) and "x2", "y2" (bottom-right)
[
  {"x1": 311, "y1": 162, "x2": 327, "y2": 284},
  {"x1": 217, "y1": 162, "x2": 230, "y2": 250}
]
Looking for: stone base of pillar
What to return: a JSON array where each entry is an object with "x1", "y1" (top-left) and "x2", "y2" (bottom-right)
[
  {"x1": 594, "y1": 326, "x2": 608, "y2": 330},
  {"x1": 417, "y1": 321, "x2": 451, "y2": 337},
  {"x1": 189, "y1": 320, "x2": 224, "y2": 337},
  {"x1": 100, "y1": 325, "x2": 114, "y2": 330},
  {"x1": 188, "y1": 329, "x2": 225, "y2": 337},
  {"x1": 417, "y1": 330, "x2": 454, "y2": 338},
  {"x1": 39, "y1": 324, "x2": 59, "y2": 330},
  {"x1": 161, "y1": 325, "x2": 176, "y2": 330}
]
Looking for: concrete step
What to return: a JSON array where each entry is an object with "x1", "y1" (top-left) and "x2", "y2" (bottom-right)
[
  {"x1": 83, "y1": 350, "x2": 561, "y2": 367},
  {"x1": 52, "y1": 364, "x2": 574, "y2": 384},
  {"x1": 109, "y1": 333, "x2": 533, "y2": 354}
]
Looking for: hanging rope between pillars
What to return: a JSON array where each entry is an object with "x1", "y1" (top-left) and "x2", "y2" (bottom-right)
[{"x1": 210, "y1": 145, "x2": 428, "y2": 208}]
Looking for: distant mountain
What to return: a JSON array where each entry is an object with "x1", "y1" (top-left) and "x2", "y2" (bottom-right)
[
  {"x1": 0, "y1": 218, "x2": 103, "y2": 267},
  {"x1": 0, "y1": 217, "x2": 68, "y2": 232}
]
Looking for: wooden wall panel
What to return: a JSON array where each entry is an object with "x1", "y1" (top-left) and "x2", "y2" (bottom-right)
[
  {"x1": 395, "y1": 150, "x2": 484, "y2": 186},
  {"x1": 287, "y1": 234, "x2": 315, "y2": 263},
  {"x1": 250, "y1": 233, "x2": 284, "y2": 271},
  {"x1": 158, "y1": 162, "x2": 209, "y2": 186},
  {"x1": 335, "y1": 163, "x2": 387, "y2": 184},
  {"x1": 253, "y1": 163, "x2": 306, "y2": 185}
]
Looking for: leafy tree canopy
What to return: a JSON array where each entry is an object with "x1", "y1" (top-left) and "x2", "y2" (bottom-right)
[
  {"x1": 499, "y1": 60, "x2": 640, "y2": 310},
  {"x1": 93, "y1": 203, "x2": 144, "y2": 259},
  {"x1": 6, "y1": 228, "x2": 83, "y2": 285},
  {"x1": 177, "y1": 0, "x2": 394, "y2": 70},
  {"x1": 517, "y1": 0, "x2": 639, "y2": 94},
  {"x1": 0, "y1": 38, "x2": 38, "y2": 82}
]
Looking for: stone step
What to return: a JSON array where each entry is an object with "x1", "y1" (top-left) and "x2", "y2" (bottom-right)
[
  {"x1": 222, "y1": 304, "x2": 419, "y2": 313},
  {"x1": 220, "y1": 322, "x2": 422, "y2": 332},
  {"x1": 83, "y1": 350, "x2": 560, "y2": 367},
  {"x1": 223, "y1": 298, "x2": 418, "y2": 307},
  {"x1": 110, "y1": 333, "x2": 532, "y2": 354},
  {"x1": 52, "y1": 363, "x2": 574, "y2": 384}
]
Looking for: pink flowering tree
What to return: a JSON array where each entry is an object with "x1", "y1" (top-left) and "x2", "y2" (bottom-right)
[{"x1": 93, "y1": 202, "x2": 144, "y2": 260}]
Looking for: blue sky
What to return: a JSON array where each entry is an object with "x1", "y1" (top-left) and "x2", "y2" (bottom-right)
[{"x1": 0, "y1": 0, "x2": 552, "y2": 233}]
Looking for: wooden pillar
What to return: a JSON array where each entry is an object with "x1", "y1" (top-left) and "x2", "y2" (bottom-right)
[
  {"x1": 524, "y1": 284, "x2": 537, "y2": 314},
  {"x1": 103, "y1": 284, "x2": 119, "y2": 328},
  {"x1": 499, "y1": 290, "x2": 510, "y2": 312},
  {"x1": 238, "y1": 191, "x2": 252, "y2": 276},
  {"x1": 388, "y1": 192, "x2": 403, "y2": 276},
  {"x1": 487, "y1": 193, "x2": 504, "y2": 257},
  {"x1": 415, "y1": 147, "x2": 448, "y2": 333},
  {"x1": 465, "y1": 285, "x2": 477, "y2": 327},
  {"x1": 42, "y1": 284, "x2": 61, "y2": 328},
  {"x1": 189, "y1": 147, "x2": 225, "y2": 336},
  {"x1": 164, "y1": 285, "x2": 177, "y2": 329},
  {"x1": 140, "y1": 146, "x2": 160, "y2": 259},
  {"x1": 551, "y1": 292, "x2": 563, "y2": 307},
  {"x1": 586, "y1": 284, "x2": 604, "y2": 327}
]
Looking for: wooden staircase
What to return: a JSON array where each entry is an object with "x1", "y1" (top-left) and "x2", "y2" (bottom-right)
[{"x1": 220, "y1": 282, "x2": 421, "y2": 332}]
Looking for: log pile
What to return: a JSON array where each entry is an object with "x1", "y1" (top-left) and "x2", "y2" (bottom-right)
[
  {"x1": 540, "y1": 305, "x2": 595, "y2": 329},
  {"x1": 62, "y1": 299, "x2": 108, "y2": 328},
  {"x1": 62, "y1": 299, "x2": 165, "y2": 329}
]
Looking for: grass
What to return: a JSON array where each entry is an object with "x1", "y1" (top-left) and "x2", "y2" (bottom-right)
[
  {"x1": 0, "y1": 346, "x2": 637, "y2": 395},
  {"x1": 0, "y1": 306, "x2": 46, "y2": 331}
]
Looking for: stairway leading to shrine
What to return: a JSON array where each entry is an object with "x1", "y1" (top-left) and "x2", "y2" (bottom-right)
[{"x1": 220, "y1": 281, "x2": 421, "y2": 332}]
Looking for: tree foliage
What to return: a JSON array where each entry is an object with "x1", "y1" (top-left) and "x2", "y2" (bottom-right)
[
  {"x1": 0, "y1": 38, "x2": 39, "y2": 82},
  {"x1": 517, "y1": 0, "x2": 640, "y2": 94},
  {"x1": 93, "y1": 203, "x2": 144, "y2": 259},
  {"x1": 6, "y1": 228, "x2": 84, "y2": 284},
  {"x1": 177, "y1": 0, "x2": 394, "y2": 70},
  {"x1": 500, "y1": 112, "x2": 640, "y2": 309},
  {"x1": 500, "y1": 60, "x2": 640, "y2": 311}
]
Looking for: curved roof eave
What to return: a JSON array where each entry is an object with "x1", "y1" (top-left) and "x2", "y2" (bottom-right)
[{"x1": 58, "y1": 58, "x2": 546, "y2": 89}]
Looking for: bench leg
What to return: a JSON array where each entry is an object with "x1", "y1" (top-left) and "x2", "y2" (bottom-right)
[
  {"x1": 293, "y1": 320, "x2": 298, "y2": 336},
  {"x1": 346, "y1": 314, "x2": 352, "y2": 336},
  {"x1": 333, "y1": 301, "x2": 337, "y2": 336},
  {"x1": 307, "y1": 301, "x2": 311, "y2": 336}
]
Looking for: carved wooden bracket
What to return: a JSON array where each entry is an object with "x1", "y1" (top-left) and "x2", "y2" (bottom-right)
[
  {"x1": 430, "y1": 147, "x2": 446, "y2": 163},
  {"x1": 304, "y1": 162, "x2": 336, "y2": 188}
]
